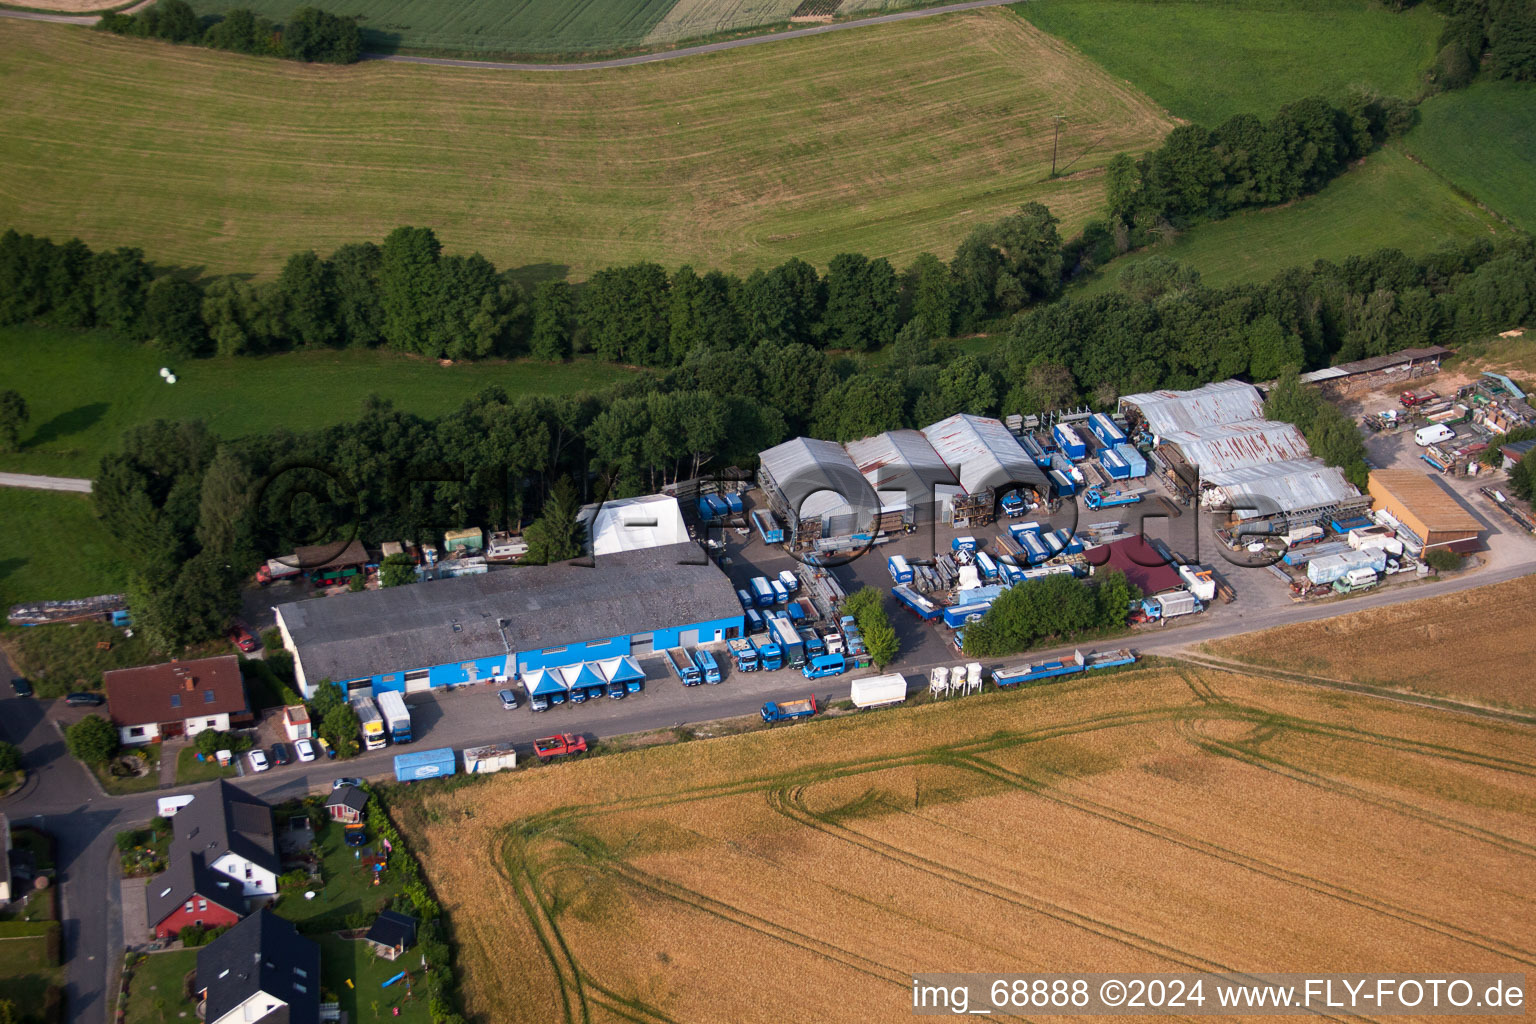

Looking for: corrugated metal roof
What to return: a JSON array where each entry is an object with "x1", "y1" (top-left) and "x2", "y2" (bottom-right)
[
  {"x1": 844, "y1": 429, "x2": 957, "y2": 509},
  {"x1": 1368, "y1": 470, "x2": 1482, "y2": 533},
  {"x1": 759, "y1": 436, "x2": 877, "y2": 523},
  {"x1": 1297, "y1": 367, "x2": 1348, "y2": 384},
  {"x1": 1119, "y1": 380, "x2": 1265, "y2": 436},
  {"x1": 1160, "y1": 420, "x2": 1312, "y2": 473},
  {"x1": 1204, "y1": 458, "x2": 1360, "y2": 518},
  {"x1": 921, "y1": 414, "x2": 1048, "y2": 495}
]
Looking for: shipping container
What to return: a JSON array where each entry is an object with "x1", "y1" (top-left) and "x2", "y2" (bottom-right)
[
  {"x1": 723, "y1": 492, "x2": 745, "y2": 516},
  {"x1": 887, "y1": 554, "x2": 914, "y2": 583},
  {"x1": 750, "y1": 576, "x2": 775, "y2": 607},
  {"x1": 462, "y1": 743, "x2": 517, "y2": 774},
  {"x1": 1112, "y1": 443, "x2": 1148, "y2": 478},
  {"x1": 850, "y1": 673, "x2": 907, "y2": 708},
  {"x1": 751, "y1": 508, "x2": 784, "y2": 544},
  {"x1": 1307, "y1": 548, "x2": 1388, "y2": 585},
  {"x1": 376, "y1": 690, "x2": 413, "y2": 744},
  {"x1": 1087, "y1": 413, "x2": 1128, "y2": 449},
  {"x1": 1052, "y1": 423, "x2": 1088, "y2": 460}
]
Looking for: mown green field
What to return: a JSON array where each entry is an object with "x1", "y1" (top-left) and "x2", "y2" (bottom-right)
[
  {"x1": 1404, "y1": 80, "x2": 1536, "y2": 232},
  {"x1": 0, "y1": 326, "x2": 638, "y2": 478},
  {"x1": 0, "y1": 488, "x2": 126, "y2": 613},
  {"x1": 0, "y1": 12, "x2": 1173, "y2": 281},
  {"x1": 1013, "y1": 0, "x2": 1442, "y2": 124},
  {"x1": 1071, "y1": 148, "x2": 1506, "y2": 296}
]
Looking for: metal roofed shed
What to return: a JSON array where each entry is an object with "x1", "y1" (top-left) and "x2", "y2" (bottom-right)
[
  {"x1": 1157, "y1": 420, "x2": 1311, "y2": 474},
  {"x1": 276, "y1": 542, "x2": 743, "y2": 694},
  {"x1": 758, "y1": 436, "x2": 880, "y2": 543},
  {"x1": 578, "y1": 493, "x2": 689, "y2": 555},
  {"x1": 1367, "y1": 470, "x2": 1483, "y2": 552},
  {"x1": 844, "y1": 429, "x2": 958, "y2": 525},
  {"x1": 1119, "y1": 380, "x2": 1265, "y2": 437},
  {"x1": 1201, "y1": 459, "x2": 1360, "y2": 519},
  {"x1": 921, "y1": 413, "x2": 1048, "y2": 497},
  {"x1": 291, "y1": 538, "x2": 369, "y2": 573}
]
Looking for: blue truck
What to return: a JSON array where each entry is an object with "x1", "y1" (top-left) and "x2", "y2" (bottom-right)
[
  {"x1": 393, "y1": 747, "x2": 456, "y2": 782},
  {"x1": 1083, "y1": 486, "x2": 1141, "y2": 511},
  {"x1": 727, "y1": 636, "x2": 759, "y2": 672},
  {"x1": 768, "y1": 615, "x2": 806, "y2": 667},
  {"x1": 891, "y1": 584, "x2": 941, "y2": 620},
  {"x1": 770, "y1": 579, "x2": 789, "y2": 604},
  {"x1": 1000, "y1": 490, "x2": 1028, "y2": 517},
  {"x1": 777, "y1": 569, "x2": 800, "y2": 593},
  {"x1": 761, "y1": 696, "x2": 818, "y2": 723},
  {"x1": 784, "y1": 600, "x2": 811, "y2": 623},
  {"x1": 664, "y1": 647, "x2": 702, "y2": 686},
  {"x1": 753, "y1": 636, "x2": 784, "y2": 671},
  {"x1": 802, "y1": 653, "x2": 846, "y2": 679},
  {"x1": 798, "y1": 627, "x2": 826, "y2": 659},
  {"x1": 695, "y1": 648, "x2": 722, "y2": 684},
  {"x1": 745, "y1": 608, "x2": 766, "y2": 634},
  {"x1": 974, "y1": 550, "x2": 999, "y2": 581},
  {"x1": 736, "y1": 588, "x2": 754, "y2": 610},
  {"x1": 752, "y1": 508, "x2": 784, "y2": 544}
]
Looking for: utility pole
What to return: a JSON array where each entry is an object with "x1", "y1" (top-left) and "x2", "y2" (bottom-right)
[{"x1": 1050, "y1": 113, "x2": 1067, "y2": 177}]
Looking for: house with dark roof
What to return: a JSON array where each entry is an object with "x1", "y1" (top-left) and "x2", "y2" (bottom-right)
[
  {"x1": 324, "y1": 784, "x2": 368, "y2": 825},
  {"x1": 196, "y1": 909, "x2": 320, "y2": 1024},
  {"x1": 276, "y1": 543, "x2": 744, "y2": 701},
  {"x1": 105, "y1": 655, "x2": 251, "y2": 747},
  {"x1": 364, "y1": 910, "x2": 417, "y2": 961},
  {"x1": 146, "y1": 781, "x2": 280, "y2": 938}
]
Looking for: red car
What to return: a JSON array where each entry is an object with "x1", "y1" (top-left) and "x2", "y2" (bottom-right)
[{"x1": 228, "y1": 624, "x2": 260, "y2": 653}]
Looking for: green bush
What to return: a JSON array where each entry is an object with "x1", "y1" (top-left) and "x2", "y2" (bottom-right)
[
  {"x1": 1423, "y1": 549, "x2": 1462, "y2": 572},
  {"x1": 0, "y1": 740, "x2": 20, "y2": 773},
  {"x1": 66, "y1": 715, "x2": 118, "y2": 765}
]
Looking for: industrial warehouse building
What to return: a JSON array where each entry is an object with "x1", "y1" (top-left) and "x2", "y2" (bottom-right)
[
  {"x1": 1120, "y1": 380, "x2": 1367, "y2": 526},
  {"x1": 276, "y1": 542, "x2": 744, "y2": 700},
  {"x1": 758, "y1": 415, "x2": 1048, "y2": 549},
  {"x1": 1367, "y1": 471, "x2": 1484, "y2": 553}
]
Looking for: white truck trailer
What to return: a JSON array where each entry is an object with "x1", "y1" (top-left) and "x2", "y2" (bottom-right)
[
  {"x1": 376, "y1": 690, "x2": 413, "y2": 744},
  {"x1": 850, "y1": 673, "x2": 908, "y2": 709}
]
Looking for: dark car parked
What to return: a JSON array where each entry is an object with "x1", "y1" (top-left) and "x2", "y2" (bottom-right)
[
  {"x1": 271, "y1": 743, "x2": 291, "y2": 766},
  {"x1": 11, "y1": 678, "x2": 34, "y2": 697},
  {"x1": 65, "y1": 692, "x2": 106, "y2": 707}
]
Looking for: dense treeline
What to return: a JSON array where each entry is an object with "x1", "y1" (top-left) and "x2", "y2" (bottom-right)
[
  {"x1": 961, "y1": 570, "x2": 1140, "y2": 658},
  {"x1": 1425, "y1": 0, "x2": 1536, "y2": 88},
  {"x1": 87, "y1": 231, "x2": 1536, "y2": 649},
  {"x1": 1263, "y1": 371, "x2": 1372, "y2": 489},
  {"x1": 1084, "y1": 94, "x2": 1416, "y2": 271},
  {"x1": 98, "y1": 0, "x2": 360, "y2": 64},
  {"x1": 0, "y1": 207, "x2": 1064, "y2": 363}
]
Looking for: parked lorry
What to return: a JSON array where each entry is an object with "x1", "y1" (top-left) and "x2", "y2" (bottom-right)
[
  {"x1": 727, "y1": 637, "x2": 759, "y2": 671},
  {"x1": 1332, "y1": 567, "x2": 1379, "y2": 594},
  {"x1": 532, "y1": 734, "x2": 587, "y2": 762},
  {"x1": 753, "y1": 636, "x2": 784, "y2": 671},
  {"x1": 750, "y1": 576, "x2": 775, "y2": 607},
  {"x1": 802, "y1": 653, "x2": 846, "y2": 679},
  {"x1": 1000, "y1": 490, "x2": 1028, "y2": 517},
  {"x1": 1083, "y1": 486, "x2": 1141, "y2": 510},
  {"x1": 751, "y1": 508, "x2": 784, "y2": 544},
  {"x1": 1307, "y1": 548, "x2": 1387, "y2": 586},
  {"x1": 350, "y1": 696, "x2": 387, "y2": 751},
  {"x1": 393, "y1": 746, "x2": 456, "y2": 781},
  {"x1": 760, "y1": 696, "x2": 818, "y2": 723},
  {"x1": 1176, "y1": 565, "x2": 1217, "y2": 603},
  {"x1": 664, "y1": 647, "x2": 702, "y2": 686},
  {"x1": 695, "y1": 648, "x2": 722, "y2": 684},
  {"x1": 770, "y1": 580, "x2": 790, "y2": 604},
  {"x1": 797, "y1": 627, "x2": 825, "y2": 659},
  {"x1": 777, "y1": 569, "x2": 800, "y2": 594},
  {"x1": 850, "y1": 673, "x2": 907, "y2": 709},
  {"x1": 768, "y1": 615, "x2": 806, "y2": 667},
  {"x1": 376, "y1": 690, "x2": 413, "y2": 744},
  {"x1": 1140, "y1": 590, "x2": 1202, "y2": 620},
  {"x1": 255, "y1": 558, "x2": 300, "y2": 586},
  {"x1": 745, "y1": 608, "x2": 766, "y2": 634},
  {"x1": 1400, "y1": 388, "x2": 1439, "y2": 408},
  {"x1": 1282, "y1": 524, "x2": 1325, "y2": 548}
]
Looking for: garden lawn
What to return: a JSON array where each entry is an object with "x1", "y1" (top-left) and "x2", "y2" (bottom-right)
[
  {"x1": 176, "y1": 746, "x2": 238, "y2": 784},
  {"x1": 122, "y1": 949, "x2": 200, "y2": 1024},
  {"x1": 274, "y1": 819, "x2": 401, "y2": 934},
  {"x1": 1013, "y1": 0, "x2": 1442, "y2": 123},
  {"x1": 0, "y1": 13, "x2": 1173, "y2": 282},
  {"x1": 1405, "y1": 80, "x2": 1536, "y2": 232},
  {"x1": 0, "y1": 325, "x2": 638, "y2": 478},
  {"x1": 1072, "y1": 148, "x2": 1505, "y2": 296},
  {"x1": 318, "y1": 933, "x2": 431, "y2": 1024},
  {"x1": 0, "y1": 935, "x2": 63, "y2": 1024}
]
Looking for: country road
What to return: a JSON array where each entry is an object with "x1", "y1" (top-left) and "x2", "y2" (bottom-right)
[
  {"x1": 0, "y1": 0, "x2": 1021, "y2": 69},
  {"x1": 0, "y1": 471, "x2": 92, "y2": 493}
]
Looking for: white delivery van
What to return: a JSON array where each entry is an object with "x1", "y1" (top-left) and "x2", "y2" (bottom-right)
[{"x1": 1414, "y1": 424, "x2": 1455, "y2": 446}]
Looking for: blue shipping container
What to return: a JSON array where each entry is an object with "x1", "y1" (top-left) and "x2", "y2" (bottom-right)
[
  {"x1": 394, "y1": 747, "x2": 457, "y2": 782},
  {"x1": 1113, "y1": 443, "x2": 1148, "y2": 478},
  {"x1": 1088, "y1": 413, "x2": 1128, "y2": 449},
  {"x1": 1052, "y1": 424, "x2": 1088, "y2": 460}
]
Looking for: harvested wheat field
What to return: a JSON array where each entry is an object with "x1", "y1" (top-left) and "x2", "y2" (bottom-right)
[
  {"x1": 1205, "y1": 574, "x2": 1536, "y2": 710},
  {"x1": 389, "y1": 665, "x2": 1536, "y2": 1024}
]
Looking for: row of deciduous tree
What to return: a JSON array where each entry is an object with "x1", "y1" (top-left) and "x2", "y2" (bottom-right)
[
  {"x1": 98, "y1": 0, "x2": 361, "y2": 64},
  {"x1": 0, "y1": 205, "x2": 1066, "y2": 362},
  {"x1": 960, "y1": 569, "x2": 1141, "y2": 658}
]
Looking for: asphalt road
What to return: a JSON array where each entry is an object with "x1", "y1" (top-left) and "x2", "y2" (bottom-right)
[
  {"x1": 0, "y1": 0, "x2": 1019, "y2": 69},
  {"x1": 0, "y1": 472, "x2": 93, "y2": 493}
]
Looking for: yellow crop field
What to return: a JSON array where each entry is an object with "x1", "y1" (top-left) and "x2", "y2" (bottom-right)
[
  {"x1": 389, "y1": 666, "x2": 1536, "y2": 1023},
  {"x1": 1204, "y1": 574, "x2": 1536, "y2": 710},
  {"x1": 0, "y1": 11, "x2": 1172, "y2": 280}
]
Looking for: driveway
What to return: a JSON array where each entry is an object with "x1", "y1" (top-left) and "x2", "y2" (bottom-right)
[{"x1": 0, "y1": 472, "x2": 92, "y2": 493}]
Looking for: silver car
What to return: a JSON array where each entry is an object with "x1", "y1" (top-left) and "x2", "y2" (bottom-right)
[{"x1": 498, "y1": 688, "x2": 519, "y2": 710}]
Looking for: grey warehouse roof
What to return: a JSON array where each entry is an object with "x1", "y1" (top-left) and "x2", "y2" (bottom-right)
[
  {"x1": 921, "y1": 414, "x2": 1047, "y2": 495},
  {"x1": 279, "y1": 543, "x2": 741, "y2": 684},
  {"x1": 1203, "y1": 458, "x2": 1359, "y2": 518},
  {"x1": 759, "y1": 436, "x2": 878, "y2": 524},
  {"x1": 1120, "y1": 380, "x2": 1265, "y2": 436},
  {"x1": 844, "y1": 429, "x2": 958, "y2": 509},
  {"x1": 1158, "y1": 420, "x2": 1312, "y2": 474}
]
